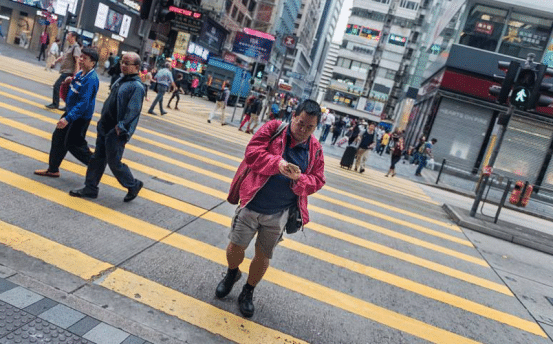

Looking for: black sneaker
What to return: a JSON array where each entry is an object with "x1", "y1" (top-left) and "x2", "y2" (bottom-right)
[
  {"x1": 124, "y1": 180, "x2": 143, "y2": 202},
  {"x1": 45, "y1": 103, "x2": 58, "y2": 109},
  {"x1": 215, "y1": 269, "x2": 241, "y2": 298},
  {"x1": 69, "y1": 187, "x2": 98, "y2": 199},
  {"x1": 359, "y1": 168, "x2": 365, "y2": 173},
  {"x1": 238, "y1": 285, "x2": 254, "y2": 318}
]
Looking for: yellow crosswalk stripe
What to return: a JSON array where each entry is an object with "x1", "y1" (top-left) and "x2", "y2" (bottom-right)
[
  {"x1": 0, "y1": 220, "x2": 308, "y2": 344},
  {"x1": 0, "y1": 90, "x2": 471, "y2": 250},
  {"x1": 0, "y1": 103, "x2": 481, "y2": 265},
  {"x1": 0, "y1": 220, "x2": 112, "y2": 280},
  {"x1": 0, "y1": 142, "x2": 527, "y2": 329},
  {"x1": 0, "y1": 137, "x2": 509, "y2": 295},
  {"x1": 0, "y1": 82, "x2": 447, "y2": 226},
  {"x1": 0, "y1": 170, "x2": 498, "y2": 342}
]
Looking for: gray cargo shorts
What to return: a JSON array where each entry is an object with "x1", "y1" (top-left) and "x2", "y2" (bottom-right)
[{"x1": 229, "y1": 206, "x2": 289, "y2": 259}]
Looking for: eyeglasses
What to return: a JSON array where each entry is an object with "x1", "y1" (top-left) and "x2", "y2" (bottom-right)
[{"x1": 121, "y1": 61, "x2": 139, "y2": 66}]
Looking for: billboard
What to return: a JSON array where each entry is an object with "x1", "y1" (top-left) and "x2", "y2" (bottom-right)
[
  {"x1": 94, "y1": 3, "x2": 132, "y2": 38},
  {"x1": 10, "y1": 0, "x2": 77, "y2": 16},
  {"x1": 232, "y1": 31, "x2": 274, "y2": 62}
]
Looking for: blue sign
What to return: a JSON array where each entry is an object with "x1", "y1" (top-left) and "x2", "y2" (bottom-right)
[{"x1": 232, "y1": 32, "x2": 273, "y2": 63}]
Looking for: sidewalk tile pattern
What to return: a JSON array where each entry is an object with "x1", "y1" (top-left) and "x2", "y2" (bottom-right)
[{"x1": 0, "y1": 278, "x2": 152, "y2": 344}]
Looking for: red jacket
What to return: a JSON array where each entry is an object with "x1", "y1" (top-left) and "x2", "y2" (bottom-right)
[{"x1": 231, "y1": 120, "x2": 325, "y2": 225}]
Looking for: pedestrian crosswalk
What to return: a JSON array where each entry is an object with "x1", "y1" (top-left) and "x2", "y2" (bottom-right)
[{"x1": 0, "y1": 57, "x2": 550, "y2": 343}]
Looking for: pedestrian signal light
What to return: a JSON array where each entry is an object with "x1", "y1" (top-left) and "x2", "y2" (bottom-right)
[
  {"x1": 489, "y1": 61, "x2": 519, "y2": 105},
  {"x1": 157, "y1": 0, "x2": 176, "y2": 23},
  {"x1": 65, "y1": 13, "x2": 77, "y2": 26},
  {"x1": 527, "y1": 63, "x2": 553, "y2": 110}
]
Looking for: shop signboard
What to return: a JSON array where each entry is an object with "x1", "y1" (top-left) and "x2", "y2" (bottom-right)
[
  {"x1": 388, "y1": 34, "x2": 407, "y2": 46},
  {"x1": 232, "y1": 30, "x2": 274, "y2": 63},
  {"x1": 170, "y1": 6, "x2": 202, "y2": 35}
]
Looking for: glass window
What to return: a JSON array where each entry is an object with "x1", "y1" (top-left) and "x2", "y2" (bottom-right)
[
  {"x1": 325, "y1": 90, "x2": 359, "y2": 108},
  {"x1": 231, "y1": 6, "x2": 238, "y2": 19},
  {"x1": 372, "y1": 0, "x2": 390, "y2": 4},
  {"x1": 459, "y1": 5, "x2": 508, "y2": 52},
  {"x1": 242, "y1": 0, "x2": 248, "y2": 6},
  {"x1": 237, "y1": 12, "x2": 244, "y2": 24},
  {"x1": 498, "y1": 12, "x2": 553, "y2": 59},
  {"x1": 351, "y1": 61, "x2": 361, "y2": 72},
  {"x1": 400, "y1": 0, "x2": 418, "y2": 10}
]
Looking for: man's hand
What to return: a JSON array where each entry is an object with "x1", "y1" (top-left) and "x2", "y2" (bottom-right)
[
  {"x1": 64, "y1": 76, "x2": 73, "y2": 83},
  {"x1": 279, "y1": 160, "x2": 301, "y2": 181},
  {"x1": 115, "y1": 126, "x2": 122, "y2": 136},
  {"x1": 56, "y1": 118, "x2": 68, "y2": 129}
]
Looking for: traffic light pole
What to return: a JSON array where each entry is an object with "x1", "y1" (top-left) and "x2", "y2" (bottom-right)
[{"x1": 470, "y1": 105, "x2": 514, "y2": 217}]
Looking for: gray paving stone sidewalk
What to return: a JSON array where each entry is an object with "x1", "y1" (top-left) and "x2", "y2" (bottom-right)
[{"x1": 0, "y1": 278, "x2": 151, "y2": 344}]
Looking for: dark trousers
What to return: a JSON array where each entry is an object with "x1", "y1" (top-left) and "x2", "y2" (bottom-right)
[
  {"x1": 167, "y1": 91, "x2": 180, "y2": 107},
  {"x1": 390, "y1": 155, "x2": 401, "y2": 170},
  {"x1": 331, "y1": 131, "x2": 340, "y2": 144},
  {"x1": 52, "y1": 73, "x2": 72, "y2": 107},
  {"x1": 38, "y1": 43, "x2": 47, "y2": 60},
  {"x1": 320, "y1": 124, "x2": 331, "y2": 142},
  {"x1": 48, "y1": 116, "x2": 92, "y2": 172},
  {"x1": 148, "y1": 85, "x2": 168, "y2": 113},
  {"x1": 415, "y1": 156, "x2": 427, "y2": 175},
  {"x1": 84, "y1": 129, "x2": 138, "y2": 193}
]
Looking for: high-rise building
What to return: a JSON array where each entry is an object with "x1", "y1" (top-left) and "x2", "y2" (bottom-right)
[{"x1": 306, "y1": 0, "x2": 344, "y2": 99}]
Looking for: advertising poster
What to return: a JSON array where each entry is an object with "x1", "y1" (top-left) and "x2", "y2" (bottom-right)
[
  {"x1": 232, "y1": 31, "x2": 274, "y2": 62},
  {"x1": 364, "y1": 90, "x2": 388, "y2": 117}
]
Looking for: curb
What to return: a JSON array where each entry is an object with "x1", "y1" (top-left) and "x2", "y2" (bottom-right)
[{"x1": 443, "y1": 204, "x2": 553, "y2": 255}]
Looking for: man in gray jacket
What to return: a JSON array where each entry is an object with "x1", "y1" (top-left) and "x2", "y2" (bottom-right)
[{"x1": 69, "y1": 52, "x2": 145, "y2": 202}]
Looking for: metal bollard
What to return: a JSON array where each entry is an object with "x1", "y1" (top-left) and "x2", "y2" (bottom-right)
[
  {"x1": 436, "y1": 159, "x2": 446, "y2": 184},
  {"x1": 495, "y1": 179, "x2": 512, "y2": 224}
]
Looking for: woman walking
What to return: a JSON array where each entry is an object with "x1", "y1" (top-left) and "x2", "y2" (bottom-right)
[{"x1": 386, "y1": 136, "x2": 404, "y2": 177}]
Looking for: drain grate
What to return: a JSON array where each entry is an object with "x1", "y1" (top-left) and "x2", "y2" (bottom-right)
[
  {"x1": 152, "y1": 176, "x2": 174, "y2": 185},
  {"x1": 545, "y1": 296, "x2": 553, "y2": 307}
]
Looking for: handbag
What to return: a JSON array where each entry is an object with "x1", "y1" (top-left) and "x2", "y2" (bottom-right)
[
  {"x1": 150, "y1": 82, "x2": 158, "y2": 93},
  {"x1": 227, "y1": 122, "x2": 287, "y2": 205},
  {"x1": 285, "y1": 204, "x2": 302, "y2": 234},
  {"x1": 59, "y1": 77, "x2": 73, "y2": 102}
]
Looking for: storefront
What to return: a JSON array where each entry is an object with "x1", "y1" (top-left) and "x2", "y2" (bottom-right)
[
  {"x1": 0, "y1": 1, "x2": 61, "y2": 52},
  {"x1": 80, "y1": 0, "x2": 142, "y2": 65},
  {"x1": 406, "y1": 44, "x2": 553, "y2": 187}
]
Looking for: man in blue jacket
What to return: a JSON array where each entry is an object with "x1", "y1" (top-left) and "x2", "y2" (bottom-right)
[
  {"x1": 69, "y1": 52, "x2": 145, "y2": 202},
  {"x1": 34, "y1": 47, "x2": 100, "y2": 178}
]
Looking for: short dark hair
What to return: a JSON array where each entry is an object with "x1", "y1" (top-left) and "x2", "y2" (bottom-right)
[
  {"x1": 294, "y1": 99, "x2": 322, "y2": 122},
  {"x1": 68, "y1": 31, "x2": 79, "y2": 40},
  {"x1": 431, "y1": 138, "x2": 438, "y2": 144},
  {"x1": 81, "y1": 47, "x2": 99, "y2": 65}
]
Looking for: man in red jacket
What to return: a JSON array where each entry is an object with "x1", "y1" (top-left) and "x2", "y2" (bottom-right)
[{"x1": 216, "y1": 99, "x2": 325, "y2": 317}]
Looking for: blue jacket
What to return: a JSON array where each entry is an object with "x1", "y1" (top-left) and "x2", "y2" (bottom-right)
[
  {"x1": 98, "y1": 74, "x2": 145, "y2": 140},
  {"x1": 65, "y1": 69, "x2": 99, "y2": 123}
]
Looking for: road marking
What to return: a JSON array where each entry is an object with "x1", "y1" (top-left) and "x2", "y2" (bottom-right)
[
  {"x1": 305, "y1": 221, "x2": 512, "y2": 295},
  {"x1": 0, "y1": 170, "x2": 490, "y2": 343},
  {"x1": 0, "y1": 138, "x2": 544, "y2": 338},
  {"x1": 315, "y1": 193, "x2": 463, "y2": 235},
  {"x1": 0, "y1": 103, "x2": 488, "y2": 266},
  {"x1": 0, "y1": 84, "x2": 444, "y2": 225},
  {"x1": 0, "y1": 96, "x2": 473, "y2": 256},
  {"x1": 0, "y1": 220, "x2": 308, "y2": 344},
  {"x1": 0, "y1": 137, "x2": 509, "y2": 295},
  {"x1": 0, "y1": 220, "x2": 112, "y2": 280}
]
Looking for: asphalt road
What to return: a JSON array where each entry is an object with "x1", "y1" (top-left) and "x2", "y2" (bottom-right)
[{"x1": 0, "y1": 58, "x2": 552, "y2": 344}]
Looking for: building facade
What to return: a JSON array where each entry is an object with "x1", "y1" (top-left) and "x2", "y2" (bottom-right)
[{"x1": 321, "y1": 0, "x2": 428, "y2": 122}]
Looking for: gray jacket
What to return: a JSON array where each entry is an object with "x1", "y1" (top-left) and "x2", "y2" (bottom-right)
[{"x1": 99, "y1": 74, "x2": 145, "y2": 140}]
